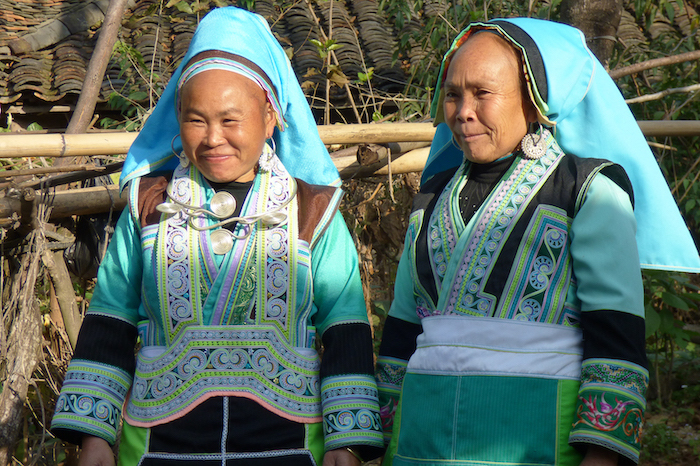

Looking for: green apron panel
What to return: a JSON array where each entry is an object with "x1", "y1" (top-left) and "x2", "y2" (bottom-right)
[{"x1": 394, "y1": 373, "x2": 582, "y2": 466}]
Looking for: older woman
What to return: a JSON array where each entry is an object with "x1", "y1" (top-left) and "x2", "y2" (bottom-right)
[
  {"x1": 377, "y1": 18, "x2": 700, "y2": 466},
  {"x1": 51, "y1": 7, "x2": 383, "y2": 466}
]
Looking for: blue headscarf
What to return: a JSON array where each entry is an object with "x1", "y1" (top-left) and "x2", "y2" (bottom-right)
[
  {"x1": 120, "y1": 7, "x2": 340, "y2": 189},
  {"x1": 425, "y1": 18, "x2": 700, "y2": 273}
]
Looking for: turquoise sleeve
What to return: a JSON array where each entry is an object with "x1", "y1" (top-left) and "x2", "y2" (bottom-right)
[
  {"x1": 87, "y1": 208, "x2": 144, "y2": 325},
  {"x1": 570, "y1": 173, "x2": 644, "y2": 317},
  {"x1": 387, "y1": 231, "x2": 421, "y2": 324},
  {"x1": 310, "y1": 212, "x2": 370, "y2": 334}
]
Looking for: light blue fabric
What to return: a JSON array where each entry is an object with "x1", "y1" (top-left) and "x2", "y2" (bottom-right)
[
  {"x1": 120, "y1": 7, "x2": 340, "y2": 189},
  {"x1": 424, "y1": 18, "x2": 700, "y2": 273}
]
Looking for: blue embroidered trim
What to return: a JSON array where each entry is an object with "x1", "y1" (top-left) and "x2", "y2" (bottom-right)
[
  {"x1": 126, "y1": 326, "x2": 322, "y2": 424},
  {"x1": 51, "y1": 360, "x2": 132, "y2": 444},
  {"x1": 321, "y1": 375, "x2": 384, "y2": 450}
]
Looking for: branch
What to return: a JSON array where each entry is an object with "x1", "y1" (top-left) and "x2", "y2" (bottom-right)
[
  {"x1": 609, "y1": 49, "x2": 700, "y2": 80},
  {"x1": 625, "y1": 83, "x2": 700, "y2": 104}
]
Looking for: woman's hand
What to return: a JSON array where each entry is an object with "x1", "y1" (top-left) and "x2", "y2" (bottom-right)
[
  {"x1": 78, "y1": 435, "x2": 115, "y2": 466},
  {"x1": 322, "y1": 448, "x2": 362, "y2": 466},
  {"x1": 579, "y1": 445, "x2": 618, "y2": 466}
]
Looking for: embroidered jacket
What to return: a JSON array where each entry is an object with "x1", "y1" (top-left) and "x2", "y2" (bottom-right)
[
  {"x1": 377, "y1": 135, "x2": 648, "y2": 464},
  {"x1": 52, "y1": 156, "x2": 383, "y2": 456}
]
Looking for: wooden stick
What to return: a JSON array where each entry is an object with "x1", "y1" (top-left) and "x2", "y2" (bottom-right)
[
  {"x1": 0, "y1": 120, "x2": 698, "y2": 160},
  {"x1": 0, "y1": 164, "x2": 102, "y2": 179},
  {"x1": 0, "y1": 148, "x2": 431, "y2": 220}
]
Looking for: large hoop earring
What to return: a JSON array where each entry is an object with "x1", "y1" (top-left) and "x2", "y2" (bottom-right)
[
  {"x1": 520, "y1": 122, "x2": 549, "y2": 160},
  {"x1": 171, "y1": 134, "x2": 189, "y2": 168}
]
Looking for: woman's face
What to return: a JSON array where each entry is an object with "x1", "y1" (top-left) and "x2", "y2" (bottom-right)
[
  {"x1": 179, "y1": 69, "x2": 276, "y2": 183},
  {"x1": 443, "y1": 32, "x2": 536, "y2": 164}
]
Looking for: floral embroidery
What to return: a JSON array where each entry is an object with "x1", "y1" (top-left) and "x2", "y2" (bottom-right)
[
  {"x1": 376, "y1": 356, "x2": 407, "y2": 442},
  {"x1": 569, "y1": 359, "x2": 648, "y2": 462}
]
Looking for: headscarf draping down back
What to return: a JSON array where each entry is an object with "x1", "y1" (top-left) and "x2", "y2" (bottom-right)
[
  {"x1": 425, "y1": 17, "x2": 700, "y2": 273},
  {"x1": 120, "y1": 7, "x2": 340, "y2": 189}
]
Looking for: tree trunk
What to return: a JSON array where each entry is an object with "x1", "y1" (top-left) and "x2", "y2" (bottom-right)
[
  {"x1": 0, "y1": 237, "x2": 44, "y2": 465},
  {"x1": 560, "y1": 0, "x2": 623, "y2": 69},
  {"x1": 56, "y1": 0, "x2": 132, "y2": 168}
]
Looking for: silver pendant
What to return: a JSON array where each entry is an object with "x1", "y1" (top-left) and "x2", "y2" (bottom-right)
[
  {"x1": 210, "y1": 228, "x2": 234, "y2": 255},
  {"x1": 210, "y1": 191, "x2": 236, "y2": 218}
]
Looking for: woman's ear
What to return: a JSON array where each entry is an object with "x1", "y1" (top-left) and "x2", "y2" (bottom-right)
[{"x1": 264, "y1": 102, "x2": 276, "y2": 139}]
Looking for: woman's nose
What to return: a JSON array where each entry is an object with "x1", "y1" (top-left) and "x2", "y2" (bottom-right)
[
  {"x1": 457, "y1": 96, "x2": 476, "y2": 122},
  {"x1": 204, "y1": 125, "x2": 225, "y2": 146}
]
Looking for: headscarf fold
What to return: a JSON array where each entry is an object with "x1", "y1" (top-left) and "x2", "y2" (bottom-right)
[
  {"x1": 425, "y1": 18, "x2": 700, "y2": 273},
  {"x1": 120, "y1": 7, "x2": 340, "y2": 190}
]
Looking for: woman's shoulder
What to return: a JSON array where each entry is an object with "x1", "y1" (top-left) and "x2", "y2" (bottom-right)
[
  {"x1": 294, "y1": 179, "x2": 342, "y2": 244},
  {"x1": 129, "y1": 172, "x2": 174, "y2": 228}
]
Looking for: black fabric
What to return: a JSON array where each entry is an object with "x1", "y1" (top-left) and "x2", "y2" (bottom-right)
[
  {"x1": 141, "y1": 453, "x2": 314, "y2": 466},
  {"x1": 580, "y1": 310, "x2": 648, "y2": 368},
  {"x1": 208, "y1": 179, "x2": 254, "y2": 231},
  {"x1": 72, "y1": 314, "x2": 138, "y2": 374},
  {"x1": 458, "y1": 156, "x2": 513, "y2": 223},
  {"x1": 377, "y1": 316, "x2": 423, "y2": 361},
  {"x1": 320, "y1": 322, "x2": 375, "y2": 378},
  {"x1": 149, "y1": 397, "x2": 306, "y2": 454}
]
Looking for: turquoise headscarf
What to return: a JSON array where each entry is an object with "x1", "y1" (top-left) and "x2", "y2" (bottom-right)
[
  {"x1": 425, "y1": 18, "x2": 700, "y2": 273},
  {"x1": 120, "y1": 7, "x2": 340, "y2": 189}
]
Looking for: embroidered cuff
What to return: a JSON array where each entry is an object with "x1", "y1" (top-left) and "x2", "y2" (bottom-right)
[
  {"x1": 321, "y1": 374, "x2": 383, "y2": 451},
  {"x1": 376, "y1": 355, "x2": 407, "y2": 445},
  {"x1": 569, "y1": 359, "x2": 648, "y2": 463},
  {"x1": 51, "y1": 360, "x2": 133, "y2": 445}
]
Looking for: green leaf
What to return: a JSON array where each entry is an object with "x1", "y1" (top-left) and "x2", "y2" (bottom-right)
[
  {"x1": 661, "y1": 291, "x2": 690, "y2": 310},
  {"x1": 665, "y1": 2, "x2": 675, "y2": 22},
  {"x1": 173, "y1": 1, "x2": 194, "y2": 14},
  {"x1": 645, "y1": 304, "x2": 660, "y2": 337},
  {"x1": 128, "y1": 91, "x2": 148, "y2": 101},
  {"x1": 27, "y1": 122, "x2": 43, "y2": 131}
]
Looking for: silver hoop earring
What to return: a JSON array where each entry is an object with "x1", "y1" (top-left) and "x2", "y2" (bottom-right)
[
  {"x1": 520, "y1": 122, "x2": 549, "y2": 160},
  {"x1": 171, "y1": 134, "x2": 189, "y2": 167}
]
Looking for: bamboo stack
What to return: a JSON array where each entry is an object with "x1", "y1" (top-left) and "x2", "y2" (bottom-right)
[{"x1": 1, "y1": 120, "x2": 699, "y2": 222}]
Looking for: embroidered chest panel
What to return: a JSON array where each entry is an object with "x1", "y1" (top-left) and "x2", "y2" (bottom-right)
[{"x1": 416, "y1": 144, "x2": 582, "y2": 325}]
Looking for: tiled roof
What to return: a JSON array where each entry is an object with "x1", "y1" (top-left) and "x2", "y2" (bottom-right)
[{"x1": 0, "y1": 0, "x2": 407, "y2": 116}]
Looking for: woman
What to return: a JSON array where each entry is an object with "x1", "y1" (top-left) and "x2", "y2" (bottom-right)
[
  {"x1": 51, "y1": 7, "x2": 383, "y2": 466},
  {"x1": 377, "y1": 18, "x2": 700, "y2": 466}
]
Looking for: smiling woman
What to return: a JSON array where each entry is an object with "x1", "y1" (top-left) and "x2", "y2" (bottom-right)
[
  {"x1": 49, "y1": 7, "x2": 384, "y2": 466},
  {"x1": 442, "y1": 32, "x2": 536, "y2": 164},
  {"x1": 179, "y1": 68, "x2": 276, "y2": 183}
]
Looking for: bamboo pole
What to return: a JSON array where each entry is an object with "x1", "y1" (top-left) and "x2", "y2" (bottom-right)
[
  {"x1": 0, "y1": 147, "x2": 431, "y2": 220},
  {"x1": 0, "y1": 121, "x2": 698, "y2": 159}
]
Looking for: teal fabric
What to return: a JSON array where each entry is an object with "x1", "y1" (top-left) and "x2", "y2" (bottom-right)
[
  {"x1": 394, "y1": 373, "x2": 581, "y2": 466},
  {"x1": 425, "y1": 18, "x2": 700, "y2": 273},
  {"x1": 571, "y1": 174, "x2": 644, "y2": 316},
  {"x1": 120, "y1": 7, "x2": 340, "y2": 190}
]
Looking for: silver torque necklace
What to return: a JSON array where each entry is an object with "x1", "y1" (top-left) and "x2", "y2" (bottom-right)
[{"x1": 156, "y1": 177, "x2": 298, "y2": 255}]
